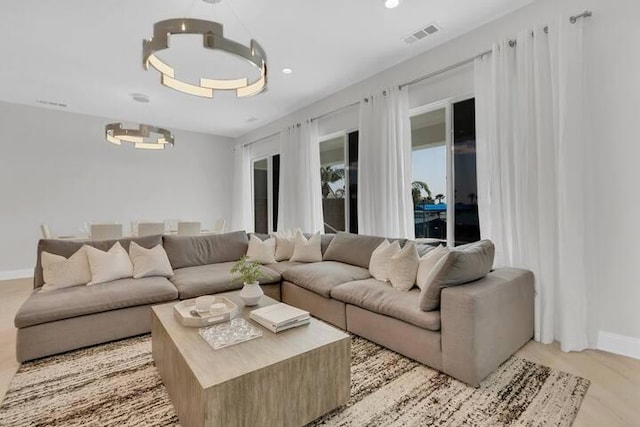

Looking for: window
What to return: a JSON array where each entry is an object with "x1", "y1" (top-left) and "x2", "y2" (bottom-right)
[
  {"x1": 319, "y1": 130, "x2": 359, "y2": 234},
  {"x1": 452, "y1": 99, "x2": 480, "y2": 244},
  {"x1": 410, "y1": 98, "x2": 479, "y2": 246},
  {"x1": 411, "y1": 108, "x2": 447, "y2": 242},
  {"x1": 253, "y1": 158, "x2": 269, "y2": 234},
  {"x1": 320, "y1": 135, "x2": 346, "y2": 233},
  {"x1": 348, "y1": 131, "x2": 359, "y2": 234},
  {"x1": 252, "y1": 155, "x2": 280, "y2": 234}
]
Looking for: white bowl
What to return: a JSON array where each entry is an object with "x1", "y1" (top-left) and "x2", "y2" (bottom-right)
[{"x1": 195, "y1": 295, "x2": 216, "y2": 313}]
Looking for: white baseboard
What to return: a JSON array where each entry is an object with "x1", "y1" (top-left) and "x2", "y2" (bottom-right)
[
  {"x1": 0, "y1": 269, "x2": 33, "y2": 281},
  {"x1": 597, "y1": 331, "x2": 640, "y2": 360}
]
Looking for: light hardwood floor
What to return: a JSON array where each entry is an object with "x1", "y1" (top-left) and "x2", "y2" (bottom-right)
[{"x1": 1, "y1": 278, "x2": 638, "y2": 425}]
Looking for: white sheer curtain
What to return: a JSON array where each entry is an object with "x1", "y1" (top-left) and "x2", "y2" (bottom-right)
[
  {"x1": 231, "y1": 144, "x2": 253, "y2": 232},
  {"x1": 474, "y1": 17, "x2": 588, "y2": 351},
  {"x1": 358, "y1": 86, "x2": 414, "y2": 239},
  {"x1": 277, "y1": 120, "x2": 324, "y2": 233}
]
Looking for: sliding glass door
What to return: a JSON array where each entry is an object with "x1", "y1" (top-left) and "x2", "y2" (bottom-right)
[
  {"x1": 410, "y1": 98, "x2": 479, "y2": 246},
  {"x1": 252, "y1": 155, "x2": 280, "y2": 234}
]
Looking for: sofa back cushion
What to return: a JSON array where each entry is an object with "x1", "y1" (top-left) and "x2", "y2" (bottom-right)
[
  {"x1": 320, "y1": 234, "x2": 335, "y2": 255},
  {"x1": 163, "y1": 231, "x2": 249, "y2": 269},
  {"x1": 440, "y1": 240, "x2": 495, "y2": 286},
  {"x1": 34, "y1": 235, "x2": 162, "y2": 289},
  {"x1": 253, "y1": 232, "x2": 335, "y2": 256},
  {"x1": 322, "y1": 232, "x2": 407, "y2": 269}
]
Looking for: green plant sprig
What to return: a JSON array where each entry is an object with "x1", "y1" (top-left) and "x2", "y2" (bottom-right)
[{"x1": 230, "y1": 255, "x2": 271, "y2": 284}]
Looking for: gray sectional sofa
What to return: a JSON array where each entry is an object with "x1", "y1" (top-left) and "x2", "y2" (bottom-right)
[{"x1": 15, "y1": 230, "x2": 534, "y2": 386}]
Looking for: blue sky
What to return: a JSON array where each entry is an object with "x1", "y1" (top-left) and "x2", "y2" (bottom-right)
[{"x1": 412, "y1": 146, "x2": 446, "y2": 197}]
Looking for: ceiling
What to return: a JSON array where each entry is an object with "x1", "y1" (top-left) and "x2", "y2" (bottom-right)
[{"x1": 0, "y1": 0, "x2": 533, "y2": 138}]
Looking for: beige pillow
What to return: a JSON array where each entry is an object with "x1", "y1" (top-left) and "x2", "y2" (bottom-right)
[
  {"x1": 129, "y1": 242, "x2": 174, "y2": 279},
  {"x1": 290, "y1": 232, "x2": 322, "y2": 263},
  {"x1": 388, "y1": 242, "x2": 419, "y2": 291},
  {"x1": 419, "y1": 251, "x2": 455, "y2": 311},
  {"x1": 85, "y1": 242, "x2": 134, "y2": 285},
  {"x1": 271, "y1": 228, "x2": 298, "y2": 261},
  {"x1": 369, "y1": 240, "x2": 401, "y2": 282},
  {"x1": 416, "y1": 245, "x2": 449, "y2": 290},
  {"x1": 246, "y1": 234, "x2": 277, "y2": 264},
  {"x1": 40, "y1": 247, "x2": 91, "y2": 291}
]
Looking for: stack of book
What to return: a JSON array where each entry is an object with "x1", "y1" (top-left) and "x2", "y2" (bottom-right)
[{"x1": 250, "y1": 303, "x2": 311, "y2": 333}]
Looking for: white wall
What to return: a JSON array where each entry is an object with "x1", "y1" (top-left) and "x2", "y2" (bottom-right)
[
  {"x1": 0, "y1": 101, "x2": 234, "y2": 275},
  {"x1": 237, "y1": 0, "x2": 640, "y2": 351}
]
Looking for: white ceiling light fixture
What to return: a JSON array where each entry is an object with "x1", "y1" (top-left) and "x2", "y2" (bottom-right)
[
  {"x1": 142, "y1": 17, "x2": 268, "y2": 98},
  {"x1": 281, "y1": 68, "x2": 293, "y2": 74},
  {"x1": 384, "y1": 0, "x2": 400, "y2": 9},
  {"x1": 105, "y1": 123, "x2": 175, "y2": 150}
]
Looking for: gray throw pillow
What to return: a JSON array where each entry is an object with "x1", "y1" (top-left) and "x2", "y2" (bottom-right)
[
  {"x1": 440, "y1": 240, "x2": 495, "y2": 286},
  {"x1": 322, "y1": 232, "x2": 406, "y2": 268}
]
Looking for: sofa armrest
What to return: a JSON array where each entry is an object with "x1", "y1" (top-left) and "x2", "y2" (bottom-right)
[{"x1": 440, "y1": 267, "x2": 534, "y2": 386}]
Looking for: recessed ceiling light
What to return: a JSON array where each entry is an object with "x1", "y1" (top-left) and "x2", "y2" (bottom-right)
[
  {"x1": 384, "y1": 0, "x2": 400, "y2": 9},
  {"x1": 131, "y1": 93, "x2": 150, "y2": 103},
  {"x1": 281, "y1": 68, "x2": 293, "y2": 74},
  {"x1": 201, "y1": 0, "x2": 222, "y2": 4}
]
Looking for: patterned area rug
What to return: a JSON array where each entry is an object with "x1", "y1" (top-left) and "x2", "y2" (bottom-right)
[{"x1": 0, "y1": 335, "x2": 589, "y2": 427}]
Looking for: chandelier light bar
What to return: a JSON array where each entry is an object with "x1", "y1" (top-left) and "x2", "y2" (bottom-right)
[
  {"x1": 142, "y1": 18, "x2": 268, "y2": 98},
  {"x1": 105, "y1": 123, "x2": 175, "y2": 150}
]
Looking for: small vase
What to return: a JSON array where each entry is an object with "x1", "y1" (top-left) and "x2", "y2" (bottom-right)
[{"x1": 239, "y1": 282, "x2": 263, "y2": 306}]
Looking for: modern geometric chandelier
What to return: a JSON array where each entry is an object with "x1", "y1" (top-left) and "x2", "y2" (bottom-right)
[
  {"x1": 142, "y1": 18, "x2": 268, "y2": 98},
  {"x1": 105, "y1": 123, "x2": 175, "y2": 150}
]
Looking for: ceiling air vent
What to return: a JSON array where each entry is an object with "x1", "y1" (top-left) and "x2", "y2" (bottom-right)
[
  {"x1": 403, "y1": 23, "x2": 441, "y2": 45},
  {"x1": 36, "y1": 99, "x2": 67, "y2": 108}
]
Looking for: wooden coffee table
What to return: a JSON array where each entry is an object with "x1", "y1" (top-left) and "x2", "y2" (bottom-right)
[{"x1": 151, "y1": 291, "x2": 351, "y2": 427}]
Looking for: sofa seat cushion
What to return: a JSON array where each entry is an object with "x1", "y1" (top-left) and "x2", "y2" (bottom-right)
[
  {"x1": 265, "y1": 261, "x2": 305, "y2": 275},
  {"x1": 282, "y1": 261, "x2": 371, "y2": 298},
  {"x1": 170, "y1": 262, "x2": 281, "y2": 299},
  {"x1": 331, "y1": 278, "x2": 441, "y2": 331},
  {"x1": 15, "y1": 277, "x2": 178, "y2": 328}
]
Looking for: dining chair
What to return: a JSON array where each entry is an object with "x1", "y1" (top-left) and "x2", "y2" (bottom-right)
[
  {"x1": 164, "y1": 219, "x2": 179, "y2": 234},
  {"x1": 90, "y1": 223, "x2": 123, "y2": 240},
  {"x1": 40, "y1": 224, "x2": 52, "y2": 239},
  {"x1": 177, "y1": 221, "x2": 201, "y2": 236},
  {"x1": 138, "y1": 222, "x2": 165, "y2": 237},
  {"x1": 212, "y1": 218, "x2": 225, "y2": 234}
]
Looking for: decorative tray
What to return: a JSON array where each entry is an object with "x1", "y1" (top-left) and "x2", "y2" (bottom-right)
[
  {"x1": 199, "y1": 318, "x2": 263, "y2": 350},
  {"x1": 173, "y1": 296, "x2": 239, "y2": 327}
]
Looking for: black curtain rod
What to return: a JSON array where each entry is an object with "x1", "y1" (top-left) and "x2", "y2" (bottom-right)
[{"x1": 399, "y1": 10, "x2": 592, "y2": 89}]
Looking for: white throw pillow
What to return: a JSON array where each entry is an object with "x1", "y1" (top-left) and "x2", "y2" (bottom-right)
[
  {"x1": 369, "y1": 240, "x2": 401, "y2": 282},
  {"x1": 388, "y1": 242, "x2": 420, "y2": 291},
  {"x1": 290, "y1": 232, "x2": 323, "y2": 263},
  {"x1": 416, "y1": 245, "x2": 450, "y2": 290},
  {"x1": 271, "y1": 228, "x2": 299, "y2": 261},
  {"x1": 129, "y1": 242, "x2": 174, "y2": 279},
  {"x1": 85, "y1": 242, "x2": 134, "y2": 285},
  {"x1": 246, "y1": 234, "x2": 277, "y2": 264},
  {"x1": 40, "y1": 247, "x2": 91, "y2": 291}
]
